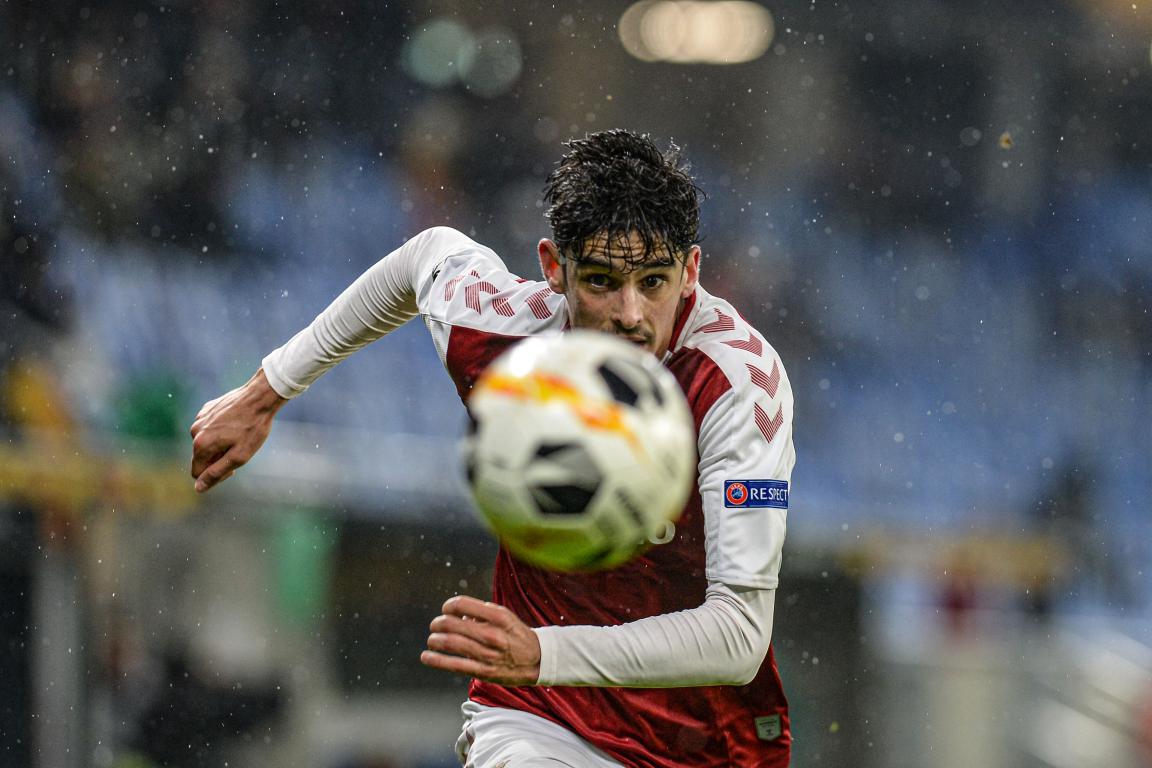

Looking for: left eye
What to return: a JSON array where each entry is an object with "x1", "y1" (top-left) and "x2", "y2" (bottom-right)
[{"x1": 643, "y1": 276, "x2": 666, "y2": 289}]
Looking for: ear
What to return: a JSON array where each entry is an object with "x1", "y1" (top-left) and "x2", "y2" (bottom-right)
[
  {"x1": 538, "y1": 239, "x2": 567, "y2": 294},
  {"x1": 680, "y1": 245, "x2": 701, "y2": 299}
]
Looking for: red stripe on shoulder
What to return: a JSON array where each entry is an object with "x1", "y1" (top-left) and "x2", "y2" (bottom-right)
[
  {"x1": 666, "y1": 347, "x2": 732, "y2": 431},
  {"x1": 443, "y1": 275, "x2": 464, "y2": 301},
  {"x1": 526, "y1": 287, "x2": 554, "y2": 319},
  {"x1": 699, "y1": 308, "x2": 735, "y2": 333}
]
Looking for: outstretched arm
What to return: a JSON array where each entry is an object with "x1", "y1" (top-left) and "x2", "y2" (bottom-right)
[
  {"x1": 189, "y1": 226, "x2": 478, "y2": 492},
  {"x1": 259, "y1": 226, "x2": 457, "y2": 398}
]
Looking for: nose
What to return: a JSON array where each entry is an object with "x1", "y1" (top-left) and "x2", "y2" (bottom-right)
[{"x1": 613, "y1": 284, "x2": 644, "y2": 331}]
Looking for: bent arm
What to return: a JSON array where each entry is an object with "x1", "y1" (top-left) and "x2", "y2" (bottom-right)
[{"x1": 534, "y1": 582, "x2": 774, "y2": 687}]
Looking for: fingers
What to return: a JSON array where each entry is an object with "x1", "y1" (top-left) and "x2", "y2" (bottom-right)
[
  {"x1": 426, "y1": 628, "x2": 503, "y2": 663},
  {"x1": 423, "y1": 596, "x2": 540, "y2": 685},
  {"x1": 194, "y1": 451, "x2": 244, "y2": 493},
  {"x1": 430, "y1": 614, "x2": 508, "y2": 650},
  {"x1": 190, "y1": 433, "x2": 225, "y2": 478},
  {"x1": 191, "y1": 431, "x2": 248, "y2": 481},
  {"x1": 189, "y1": 396, "x2": 234, "y2": 478},
  {"x1": 189, "y1": 395, "x2": 225, "y2": 438},
  {"x1": 424, "y1": 598, "x2": 511, "y2": 669},
  {"x1": 420, "y1": 649, "x2": 495, "y2": 679},
  {"x1": 441, "y1": 595, "x2": 517, "y2": 629}
]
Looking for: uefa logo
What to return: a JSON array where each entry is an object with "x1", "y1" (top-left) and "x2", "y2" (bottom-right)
[{"x1": 725, "y1": 481, "x2": 749, "y2": 506}]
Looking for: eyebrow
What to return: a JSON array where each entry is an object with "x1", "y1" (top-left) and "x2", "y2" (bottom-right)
[{"x1": 573, "y1": 257, "x2": 678, "y2": 271}]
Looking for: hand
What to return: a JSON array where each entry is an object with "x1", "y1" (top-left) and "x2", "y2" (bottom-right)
[
  {"x1": 421, "y1": 595, "x2": 541, "y2": 686},
  {"x1": 189, "y1": 369, "x2": 287, "y2": 493}
]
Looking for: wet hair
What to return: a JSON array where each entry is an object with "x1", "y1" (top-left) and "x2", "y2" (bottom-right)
[{"x1": 542, "y1": 129, "x2": 702, "y2": 270}]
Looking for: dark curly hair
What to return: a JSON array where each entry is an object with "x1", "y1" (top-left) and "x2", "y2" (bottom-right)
[{"x1": 542, "y1": 129, "x2": 702, "y2": 269}]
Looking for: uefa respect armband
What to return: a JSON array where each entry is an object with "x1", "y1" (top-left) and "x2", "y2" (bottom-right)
[{"x1": 723, "y1": 480, "x2": 789, "y2": 509}]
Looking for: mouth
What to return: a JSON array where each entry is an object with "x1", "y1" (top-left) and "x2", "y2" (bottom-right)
[{"x1": 617, "y1": 335, "x2": 650, "y2": 347}]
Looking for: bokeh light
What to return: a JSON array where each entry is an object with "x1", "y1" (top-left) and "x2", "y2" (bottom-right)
[
  {"x1": 619, "y1": 1, "x2": 774, "y2": 64},
  {"x1": 402, "y1": 18, "x2": 477, "y2": 88},
  {"x1": 461, "y1": 28, "x2": 523, "y2": 97},
  {"x1": 402, "y1": 18, "x2": 522, "y2": 98}
]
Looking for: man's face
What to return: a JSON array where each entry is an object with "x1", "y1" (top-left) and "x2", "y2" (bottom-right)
[{"x1": 538, "y1": 232, "x2": 700, "y2": 358}]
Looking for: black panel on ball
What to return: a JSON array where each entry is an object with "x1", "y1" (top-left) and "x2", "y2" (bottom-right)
[
  {"x1": 597, "y1": 362, "x2": 640, "y2": 406},
  {"x1": 531, "y1": 484, "x2": 598, "y2": 516}
]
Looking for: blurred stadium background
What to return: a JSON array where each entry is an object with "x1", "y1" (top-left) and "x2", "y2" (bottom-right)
[{"x1": 2, "y1": 0, "x2": 1151, "y2": 766}]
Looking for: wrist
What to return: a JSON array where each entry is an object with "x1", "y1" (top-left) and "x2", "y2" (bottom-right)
[
  {"x1": 249, "y1": 369, "x2": 290, "y2": 413},
  {"x1": 532, "y1": 626, "x2": 557, "y2": 686}
]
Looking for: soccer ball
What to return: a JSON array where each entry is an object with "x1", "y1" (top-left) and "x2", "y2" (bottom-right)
[{"x1": 463, "y1": 330, "x2": 695, "y2": 572}]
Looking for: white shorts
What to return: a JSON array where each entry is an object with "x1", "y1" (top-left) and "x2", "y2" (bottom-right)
[{"x1": 455, "y1": 700, "x2": 625, "y2": 768}]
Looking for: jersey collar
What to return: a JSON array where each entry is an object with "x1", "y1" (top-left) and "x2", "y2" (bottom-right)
[{"x1": 663, "y1": 288, "x2": 699, "y2": 361}]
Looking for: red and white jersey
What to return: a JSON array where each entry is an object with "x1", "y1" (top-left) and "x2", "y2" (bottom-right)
[{"x1": 413, "y1": 229, "x2": 796, "y2": 768}]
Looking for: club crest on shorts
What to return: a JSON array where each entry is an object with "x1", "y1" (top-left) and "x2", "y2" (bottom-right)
[
  {"x1": 754, "y1": 714, "x2": 783, "y2": 741},
  {"x1": 724, "y1": 480, "x2": 788, "y2": 509}
]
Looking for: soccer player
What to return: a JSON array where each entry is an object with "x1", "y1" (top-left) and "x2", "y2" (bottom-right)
[{"x1": 190, "y1": 129, "x2": 795, "y2": 767}]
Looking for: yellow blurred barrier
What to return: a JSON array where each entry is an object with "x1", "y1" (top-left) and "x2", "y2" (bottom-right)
[
  {"x1": 841, "y1": 529, "x2": 1070, "y2": 588},
  {"x1": 0, "y1": 440, "x2": 197, "y2": 516}
]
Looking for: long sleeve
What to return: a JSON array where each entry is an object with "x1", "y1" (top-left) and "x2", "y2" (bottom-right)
[
  {"x1": 534, "y1": 583, "x2": 774, "y2": 687},
  {"x1": 260, "y1": 227, "x2": 474, "y2": 398}
]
